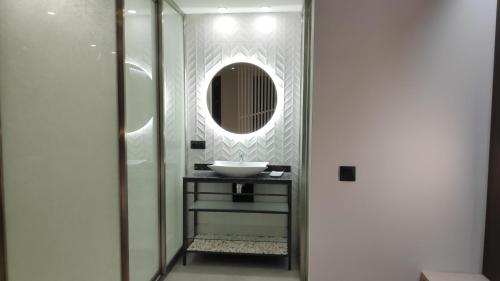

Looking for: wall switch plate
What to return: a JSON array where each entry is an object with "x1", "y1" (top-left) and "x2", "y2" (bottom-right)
[
  {"x1": 339, "y1": 166, "x2": 356, "y2": 181},
  {"x1": 190, "y1": 140, "x2": 206, "y2": 149}
]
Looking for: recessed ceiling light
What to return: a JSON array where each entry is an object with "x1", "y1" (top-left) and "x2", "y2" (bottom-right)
[
  {"x1": 90, "y1": 44, "x2": 97, "y2": 48},
  {"x1": 231, "y1": 67, "x2": 236, "y2": 70},
  {"x1": 47, "y1": 11, "x2": 56, "y2": 15},
  {"x1": 111, "y1": 51, "x2": 117, "y2": 55},
  {"x1": 218, "y1": 7, "x2": 228, "y2": 13},
  {"x1": 127, "y1": 10, "x2": 137, "y2": 14},
  {"x1": 261, "y1": 6, "x2": 271, "y2": 12}
]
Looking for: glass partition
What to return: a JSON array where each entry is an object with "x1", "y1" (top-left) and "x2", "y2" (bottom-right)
[
  {"x1": 124, "y1": 0, "x2": 160, "y2": 280},
  {"x1": 1, "y1": 0, "x2": 186, "y2": 279},
  {"x1": 0, "y1": 0, "x2": 121, "y2": 280},
  {"x1": 162, "y1": 0, "x2": 185, "y2": 264}
]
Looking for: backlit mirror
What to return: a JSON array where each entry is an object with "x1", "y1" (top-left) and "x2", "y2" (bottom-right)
[{"x1": 207, "y1": 63, "x2": 277, "y2": 134}]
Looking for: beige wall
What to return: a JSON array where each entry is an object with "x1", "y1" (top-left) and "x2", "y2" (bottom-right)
[
  {"x1": 0, "y1": 0, "x2": 121, "y2": 280},
  {"x1": 309, "y1": 0, "x2": 496, "y2": 280}
]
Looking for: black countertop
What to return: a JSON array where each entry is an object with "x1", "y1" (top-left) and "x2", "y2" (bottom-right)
[{"x1": 183, "y1": 171, "x2": 292, "y2": 184}]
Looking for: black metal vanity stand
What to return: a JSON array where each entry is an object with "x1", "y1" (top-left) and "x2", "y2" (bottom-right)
[{"x1": 182, "y1": 170, "x2": 292, "y2": 270}]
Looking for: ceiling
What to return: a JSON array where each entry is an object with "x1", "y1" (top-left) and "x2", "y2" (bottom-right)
[{"x1": 173, "y1": 0, "x2": 304, "y2": 14}]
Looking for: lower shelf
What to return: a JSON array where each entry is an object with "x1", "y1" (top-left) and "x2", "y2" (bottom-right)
[{"x1": 187, "y1": 234, "x2": 288, "y2": 256}]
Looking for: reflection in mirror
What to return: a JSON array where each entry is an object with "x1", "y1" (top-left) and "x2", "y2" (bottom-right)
[{"x1": 207, "y1": 63, "x2": 277, "y2": 134}]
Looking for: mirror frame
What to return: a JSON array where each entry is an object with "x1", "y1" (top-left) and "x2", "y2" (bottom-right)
[{"x1": 201, "y1": 57, "x2": 284, "y2": 138}]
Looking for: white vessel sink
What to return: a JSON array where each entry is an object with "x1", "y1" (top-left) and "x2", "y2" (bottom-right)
[{"x1": 208, "y1": 161, "x2": 269, "y2": 177}]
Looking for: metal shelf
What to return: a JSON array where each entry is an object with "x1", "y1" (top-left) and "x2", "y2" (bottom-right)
[
  {"x1": 187, "y1": 234, "x2": 288, "y2": 256},
  {"x1": 189, "y1": 200, "x2": 289, "y2": 214},
  {"x1": 182, "y1": 171, "x2": 292, "y2": 270},
  {"x1": 186, "y1": 191, "x2": 288, "y2": 197}
]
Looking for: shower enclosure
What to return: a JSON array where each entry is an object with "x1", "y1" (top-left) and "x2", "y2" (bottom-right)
[
  {"x1": 0, "y1": 0, "x2": 185, "y2": 280},
  {"x1": 122, "y1": 0, "x2": 185, "y2": 280}
]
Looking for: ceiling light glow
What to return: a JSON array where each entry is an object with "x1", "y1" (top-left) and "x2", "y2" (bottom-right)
[
  {"x1": 47, "y1": 11, "x2": 56, "y2": 15},
  {"x1": 215, "y1": 16, "x2": 237, "y2": 35},
  {"x1": 217, "y1": 7, "x2": 228, "y2": 13},
  {"x1": 261, "y1": 6, "x2": 271, "y2": 12},
  {"x1": 90, "y1": 44, "x2": 97, "y2": 47},
  {"x1": 127, "y1": 10, "x2": 137, "y2": 14},
  {"x1": 255, "y1": 16, "x2": 276, "y2": 34}
]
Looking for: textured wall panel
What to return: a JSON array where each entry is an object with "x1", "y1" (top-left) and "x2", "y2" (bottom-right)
[{"x1": 185, "y1": 13, "x2": 302, "y2": 175}]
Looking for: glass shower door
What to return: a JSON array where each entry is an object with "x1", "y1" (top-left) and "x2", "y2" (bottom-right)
[
  {"x1": 124, "y1": 0, "x2": 160, "y2": 280},
  {"x1": 162, "y1": 0, "x2": 185, "y2": 265}
]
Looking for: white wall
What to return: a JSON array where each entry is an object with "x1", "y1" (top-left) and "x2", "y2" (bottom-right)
[
  {"x1": 0, "y1": 0, "x2": 121, "y2": 280},
  {"x1": 309, "y1": 1, "x2": 496, "y2": 281}
]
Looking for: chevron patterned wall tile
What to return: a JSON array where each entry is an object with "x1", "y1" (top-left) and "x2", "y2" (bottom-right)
[{"x1": 185, "y1": 13, "x2": 302, "y2": 175}]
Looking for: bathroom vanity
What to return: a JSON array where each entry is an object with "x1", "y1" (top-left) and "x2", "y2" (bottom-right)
[
  {"x1": 180, "y1": 58, "x2": 295, "y2": 271},
  {"x1": 182, "y1": 170, "x2": 292, "y2": 270}
]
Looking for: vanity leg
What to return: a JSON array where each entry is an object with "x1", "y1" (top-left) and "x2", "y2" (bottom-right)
[
  {"x1": 182, "y1": 179, "x2": 187, "y2": 266},
  {"x1": 287, "y1": 181, "x2": 292, "y2": 271},
  {"x1": 194, "y1": 182, "x2": 198, "y2": 237}
]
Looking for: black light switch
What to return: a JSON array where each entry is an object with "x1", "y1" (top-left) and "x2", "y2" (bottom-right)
[
  {"x1": 190, "y1": 140, "x2": 206, "y2": 149},
  {"x1": 339, "y1": 166, "x2": 356, "y2": 181}
]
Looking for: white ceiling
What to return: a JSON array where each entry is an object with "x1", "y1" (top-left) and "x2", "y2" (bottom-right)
[{"x1": 173, "y1": 0, "x2": 304, "y2": 14}]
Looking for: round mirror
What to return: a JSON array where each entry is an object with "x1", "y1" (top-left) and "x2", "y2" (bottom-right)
[{"x1": 207, "y1": 62, "x2": 278, "y2": 134}]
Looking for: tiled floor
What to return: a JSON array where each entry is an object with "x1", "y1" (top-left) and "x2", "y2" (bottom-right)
[{"x1": 165, "y1": 254, "x2": 300, "y2": 281}]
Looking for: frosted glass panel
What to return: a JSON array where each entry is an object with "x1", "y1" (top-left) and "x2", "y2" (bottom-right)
[
  {"x1": 162, "y1": 1, "x2": 185, "y2": 264},
  {"x1": 124, "y1": 0, "x2": 160, "y2": 280},
  {"x1": 0, "y1": 0, "x2": 121, "y2": 280}
]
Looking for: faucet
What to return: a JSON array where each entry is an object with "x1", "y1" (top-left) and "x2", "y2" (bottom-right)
[{"x1": 239, "y1": 151, "x2": 244, "y2": 162}]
